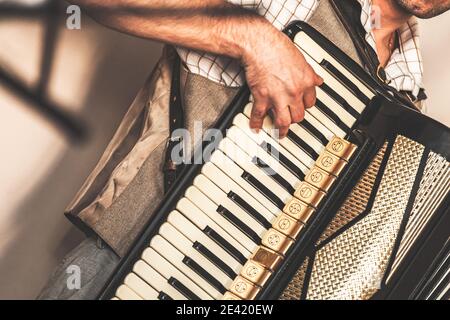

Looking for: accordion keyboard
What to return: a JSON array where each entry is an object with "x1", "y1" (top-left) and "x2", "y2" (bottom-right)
[{"x1": 110, "y1": 27, "x2": 378, "y2": 301}]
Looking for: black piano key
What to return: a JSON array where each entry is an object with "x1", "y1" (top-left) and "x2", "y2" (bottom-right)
[
  {"x1": 320, "y1": 82, "x2": 359, "y2": 118},
  {"x1": 158, "y1": 291, "x2": 173, "y2": 300},
  {"x1": 320, "y1": 59, "x2": 370, "y2": 105},
  {"x1": 193, "y1": 241, "x2": 237, "y2": 280},
  {"x1": 299, "y1": 119, "x2": 329, "y2": 146},
  {"x1": 286, "y1": 131, "x2": 319, "y2": 160},
  {"x1": 203, "y1": 226, "x2": 247, "y2": 265},
  {"x1": 216, "y1": 205, "x2": 262, "y2": 244},
  {"x1": 241, "y1": 171, "x2": 285, "y2": 209},
  {"x1": 182, "y1": 256, "x2": 227, "y2": 295},
  {"x1": 168, "y1": 277, "x2": 200, "y2": 300},
  {"x1": 228, "y1": 191, "x2": 272, "y2": 229},
  {"x1": 253, "y1": 156, "x2": 296, "y2": 194},
  {"x1": 260, "y1": 141, "x2": 306, "y2": 180},
  {"x1": 315, "y1": 98, "x2": 351, "y2": 133}
]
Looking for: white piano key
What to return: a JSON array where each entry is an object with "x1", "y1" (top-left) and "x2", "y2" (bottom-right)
[
  {"x1": 245, "y1": 103, "x2": 328, "y2": 157},
  {"x1": 201, "y1": 162, "x2": 276, "y2": 223},
  {"x1": 296, "y1": 45, "x2": 365, "y2": 115},
  {"x1": 233, "y1": 113, "x2": 309, "y2": 176},
  {"x1": 194, "y1": 174, "x2": 268, "y2": 237},
  {"x1": 160, "y1": 222, "x2": 232, "y2": 287},
  {"x1": 288, "y1": 119, "x2": 326, "y2": 154},
  {"x1": 115, "y1": 285, "x2": 143, "y2": 300},
  {"x1": 176, "y1": 197, "x2": 251, "y2": 258},
  {"x1": 303, "y1": 111, "x2": 334, "y2": 141},
  {"x1": 227, "y1": 126, "x2": 301, "y2": 189},
  {"x1": 218, "y1": 138, "x2": 293, "y2": 202},
  {"x1": 209, "y1": 150, "x2": 281, "y2": 215},
  {"x1": 141, "y1": 247, "x2": 213, "y2": 300},
  {"x1": 210, "y1": 150, "x2": 280, "y2": 216},
  {"x1": 243, "y1": 104, "x2": 316, "y2": 168},
  {"x1": 150, "y1": 235, "x2": 222, "y2": 299},
  {"x1": 185, "y1": 186, "x2": 258, "y2": 252},
  {"x1": 133, "y1": 260, "x2": 187, "y2": 300},
  {"x1": 307, "y1": 107, "x2": 346, "y2": 138},
  {"x1": 316, "y1": 87, "x2": 356, "y2": 129},
  {"x1": 168, "y1": 209, "x2": 246, "y2": 272},
  {"x1": 294, "y1": 31, "x2": 375, "y2": 100},
  {"x1": 123, "y1": 273, "x2": 159, "y2": 300}
]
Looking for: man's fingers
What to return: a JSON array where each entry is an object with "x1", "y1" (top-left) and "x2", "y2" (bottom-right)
[
  {"x1": 249, "y1": 98, "x2": 269, "y2": 131},
  {"x1": 315, "y1": 73, "x2": 324, "y2": 86},
  {"x1": 303, "y1": 87, "x2": 317, "y2": 109},
  {"x1": 289, "y1": 98, "x2": 305, "y2": 123},
  {"x1": 272, "y1": 105, "x2": 292, "y2": 138}
]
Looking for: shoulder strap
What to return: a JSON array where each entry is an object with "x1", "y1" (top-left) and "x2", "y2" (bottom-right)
[
  {"x1": 329, "y1": 0, "x2": 422, "y2": 110},
  {"x1": 163, "y1": 52, "x2": 185, "y2": 193}
]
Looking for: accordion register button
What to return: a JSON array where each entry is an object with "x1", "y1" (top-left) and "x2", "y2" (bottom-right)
[
  {"x1": 326, "y1": 136, "x2": 357, "y2": 161},
  {"x1": 315, "y1": 150, "x2": 347, "y2": 176},
  {"x1": 229, "y1": 276, "x2": 260, "y2": 300},
  {"x1": 251, "y1": 247, "x2": 283, "y2": 271},
  {"x1": 293, "y1": 181, "x2": 326, "y2": 208},
  {"x1": 283, "y1": 198, "x2": 315, "y2": 223},
  {"x1": 240, "y1": 260, "x2": 272, "y2": 286},
  {"x1": 272, "y1": 213, "x2": 304, "y2": 239},
  {"x1": 304, "y1": 166, "x2": 336, "y2": 192},
  {"x1": 261, "y1": 228, "x2": 294, "y2": 256}
]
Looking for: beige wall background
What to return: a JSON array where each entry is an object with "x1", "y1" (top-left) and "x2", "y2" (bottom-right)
[{"x1": 0, "y1": 7, "x2": 448, "y2": 299}]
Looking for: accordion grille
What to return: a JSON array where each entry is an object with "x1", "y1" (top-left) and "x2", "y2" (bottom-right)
[
  {"x1": 387, "y1": 152, "x2": 450, "y2": 281},
  {"x1": 279, "y1": 257, "x2": 309, "y2": 300},
  {"x1": 317, "y1": 144, "x2": 387, "y2": 245},
  {"x1": 280, "y1": 143, "x2": 387, "y2": 300},
  {"x1": 281, "y1": 135, "x2": 449, "y2": 300}
]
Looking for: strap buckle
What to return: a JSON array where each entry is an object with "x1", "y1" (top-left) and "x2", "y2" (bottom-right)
[
  {"x1": 376, "y1": 65, "x2": 391, "y2": 85},
  {"x1": 164, "y1": 135, "x2": 183, "y2": 169}
]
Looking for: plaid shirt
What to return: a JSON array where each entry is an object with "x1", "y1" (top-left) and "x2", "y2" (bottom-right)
[{"x1": 176, "y1": 0, "x2": 424, "y2": 98}]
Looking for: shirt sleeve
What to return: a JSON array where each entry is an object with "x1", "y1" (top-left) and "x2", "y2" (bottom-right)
[{"x1": 225, "y1": 0, "x2": 320, "y2": 30}]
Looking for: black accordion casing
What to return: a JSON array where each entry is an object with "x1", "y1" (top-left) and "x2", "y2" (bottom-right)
[{"x1": 98, "y1": 22, "x2": 450, "y2": 300}]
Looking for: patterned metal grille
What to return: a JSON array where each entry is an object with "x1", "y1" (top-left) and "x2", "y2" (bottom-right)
[
  {"x1": 387, "y1": 152, "x2": 450, "y2": 280},
  {"x1": 306, "y1": 135, "x2": 424, "y2": 300},
  {"x1": 317, "y1": 144, "x2": 387, "y2": 245},
  {"x1": 280, "y1": 143, "x2": 386, "y2": 300},
  {"x1": 279, "y1": 257, "x2": 309, "y2": 300}
]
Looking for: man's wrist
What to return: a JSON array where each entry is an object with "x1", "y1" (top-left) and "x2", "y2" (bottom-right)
[{"x1": 239, "y1": 18, "x2": 285, "y2": 66}]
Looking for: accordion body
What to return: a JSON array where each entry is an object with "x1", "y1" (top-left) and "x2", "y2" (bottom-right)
[{"x1": 98, "y1": 22, "x2": 450, "y2": 300}]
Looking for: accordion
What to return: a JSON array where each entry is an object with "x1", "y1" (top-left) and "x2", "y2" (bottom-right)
[{"x1": 98, "y1": 22, "x2": 450, "y2": 300}]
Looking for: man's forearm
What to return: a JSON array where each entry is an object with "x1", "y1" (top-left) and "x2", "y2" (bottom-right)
[
  {"x1": 69, "y1": 0, "x2": 275, "y2": 61},
  {"x1": 70, "y1": 0, "x2": 323, "y2": 138}
]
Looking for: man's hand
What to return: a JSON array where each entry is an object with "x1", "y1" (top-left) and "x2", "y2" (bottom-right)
[
  {"x1": 242, "y1": 26, "x2": 323, "y2": 138},
  {"x1": 68, "y1": 0, "x2": 323, "y2": 138}
]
